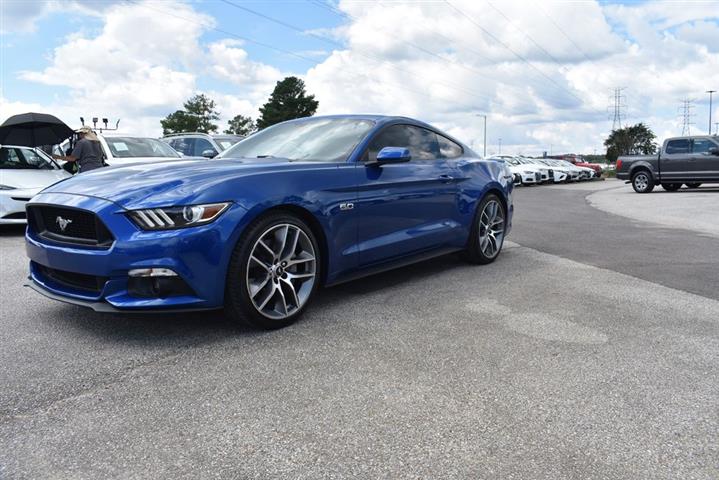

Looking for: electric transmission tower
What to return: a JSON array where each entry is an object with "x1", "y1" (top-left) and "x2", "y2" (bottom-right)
[
  {"x1": 608, "y1": 87, "x2": 627, "y2": 131},
  {"x1": 678, "y1": 99, "x2": 696, "y2": 136}
]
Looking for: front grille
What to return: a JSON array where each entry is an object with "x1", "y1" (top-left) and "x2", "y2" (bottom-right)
[
  {"x1": 35, "y1": 263, "x2": 107, "y2": 293},
  {"x1": 27, "y1": 205, "x2": 114, "y2": 248},
  {"x1": 2, "y1": 212, "x2": 26, "y2": 219}
]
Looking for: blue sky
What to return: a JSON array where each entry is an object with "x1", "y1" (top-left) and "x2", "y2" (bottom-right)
[{"x1": 2, "y1": 0, "x2": 718, "y2": 154}]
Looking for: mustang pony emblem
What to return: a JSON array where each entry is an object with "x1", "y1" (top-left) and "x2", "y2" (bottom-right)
[{"x1": 55, "y1": 216, "x2": 73, "y2": 232}]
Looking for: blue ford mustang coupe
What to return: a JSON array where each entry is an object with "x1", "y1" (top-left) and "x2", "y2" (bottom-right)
[{"x1": 25, "y1": 115, "x2": 513, "y2": 329}]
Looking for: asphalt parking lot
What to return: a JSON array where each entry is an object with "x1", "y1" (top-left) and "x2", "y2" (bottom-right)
[{"x1": 1, "y1": 180, "x2": 717, "y2": 479}]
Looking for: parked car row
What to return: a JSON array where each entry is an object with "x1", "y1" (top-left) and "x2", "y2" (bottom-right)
[{"x1": 490, "y1": 154, "x2": 601, "y2": 186}]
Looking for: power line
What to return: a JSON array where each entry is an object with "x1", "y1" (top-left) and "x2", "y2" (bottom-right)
[
  {"x1": 309, "y1": 0, "x2": 573, "y2": 107},
  {"x1": 122, "y1": 0, "x2": 487, "y2": 109},
  {"x1": 678, "y1": 98, "x2": 695, "y2": 136},
  {"x1": 532, "y1": 2, "x2": 593, "y2": 63},
  {"x1": 219, "y1": 0, "x2": 495, "y2": 104},
  {"x1": 441, "y1": 0, "x2": 584, "y2": 104},
  {"x1": 484, "y1": 0, "x2": 564, "y2": 66}
]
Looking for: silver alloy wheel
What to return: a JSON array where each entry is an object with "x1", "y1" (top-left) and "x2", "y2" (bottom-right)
[
  {"x1": 478, "y1": 199, "x2": 505, "y2": 258},
  {"x1": 246, "y1": 223, "x2": 316, "y2": 320},
  {"x1": 634, "y1": 173, "x2": 649, "y2": 191}
]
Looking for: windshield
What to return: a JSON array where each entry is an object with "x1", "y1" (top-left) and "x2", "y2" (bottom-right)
[
  {"x1": 218, "y1": 118, "x2": 375, "y2": 162},
  {"x1": 0, "y1": 146, "x2": 56, "y2": 170},
  {"x1": 105, "y1": 137, "x2": 181, "y2": 158}
]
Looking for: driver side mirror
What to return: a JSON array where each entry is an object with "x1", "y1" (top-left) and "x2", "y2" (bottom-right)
[
  {"x1": 709, "y1": 146, "x2": 719, "y2": 156},
  {"x1": 367, "y1": 147, "x2": 411, "y2": 167},
  {"x1": 201, "y1": 149, "x2": 217, "y2": 158}
]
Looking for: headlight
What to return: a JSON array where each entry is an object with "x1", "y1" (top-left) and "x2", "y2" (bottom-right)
[
  {"x1": 127, "y1": 202, "x2": 230, "y2": 230},
  {"x1": 0, "y1": 184, "x2": 17, "y2": 190}
]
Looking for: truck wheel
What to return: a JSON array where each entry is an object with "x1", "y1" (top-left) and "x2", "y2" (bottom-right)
[
  {"x1": 685, "y1": 183, "x2": 701, "y2": 189},
  {"x1": 631, "y1": 171, "x2": 654, "y2": 193},
  {"x1": 661, "y1": 183, "x2": 682, "y2": 192}
]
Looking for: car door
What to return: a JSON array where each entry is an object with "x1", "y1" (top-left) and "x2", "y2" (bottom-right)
[
  {"x1": 661, "y1": 139, "x2": 691, "y2": 180},
  {"x1": 690, "y1": 138, "x2": 719, "y2": 179},
  {"x1": 354, "y1": 124, "x2": 462, "y2": 266}
]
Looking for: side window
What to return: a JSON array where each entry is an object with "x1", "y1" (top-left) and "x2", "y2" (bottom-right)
[
  {"x1": 692, "y1": 139, "x2": 715, "y2": 154},
  {"x1": 366, "y1": 125, "x2": 439, "y2": 162},
  {"x1": 665, "y1": 139, "x2": 690, "y2": 154},
  {"x1": 193, "y1": 138, "x2": 216, "y2": 157},
  {"x1": 437, "y1": 134, "x2": 463, "y2": 159}
]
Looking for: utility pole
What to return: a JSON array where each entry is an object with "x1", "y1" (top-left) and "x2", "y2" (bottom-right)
[
  {"x1": 707, "y1": 90, "x2": 716, "y2": 135},
  {"x1": 475, "y1": 114, "x2": 487, "y2": 157},
  {"x1": 679, "y1": 99, "x2": 696, "y2": 136},
  {"x1": 608, "y1": 87, "x2": 626, "y2": 131}
]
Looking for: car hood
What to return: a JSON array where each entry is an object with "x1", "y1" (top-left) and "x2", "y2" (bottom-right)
[
  {"x1": 41, "y1": 157, "x2": 333, "y2": 209},
  {"x1": 0, "y1": 169, "x2": 70, "y2": 189}
]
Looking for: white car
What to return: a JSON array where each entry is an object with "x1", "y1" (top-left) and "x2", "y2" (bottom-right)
[
  {"x1": 0, "y1": 145, "x2": 70, "y2": 224},
  {"x1": 490, "y1": 155, "x2": 542, "y2": 185},
  {"x1": 515, "y1": 156, "x2": 552, "y2": 183},
  {"x1": 56, "y1": 134, "x2": 186, "y2": 167},
  {"x1": 536, "y1": 159, "x2": 573, "y2": 183}
]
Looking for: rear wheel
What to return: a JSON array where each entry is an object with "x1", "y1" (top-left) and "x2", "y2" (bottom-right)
[
  {"x1": 685, "y1": 183, "x2": 702, "y2": 189},
  {"x1": 631, "y1": 170, "x2": 654, "y2": 193},
  {"x1": 661, "y1": 183, "x2": 682, "y2": 192},
  {"x1": 225, "y1": 213, "x2": 320, "y2": 329},
  {"x1": 463, "y1": 194, "x2": 506, "y2": 265}
]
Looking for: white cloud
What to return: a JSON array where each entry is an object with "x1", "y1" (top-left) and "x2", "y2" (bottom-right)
[
  {"x1": 5, "y1": 0, "x2": 719, "y2": 152},
  {"x1": 303, "y1": 0, "x2": 718, "y2": 154}
]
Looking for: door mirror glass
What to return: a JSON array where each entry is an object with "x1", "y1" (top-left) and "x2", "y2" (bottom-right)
[
  {"x1": 369, "y1": 147, "x2": 411, "y2": 166},
  {"x1": 201, "y1": 149, "x2": 217, "y2": 158}
]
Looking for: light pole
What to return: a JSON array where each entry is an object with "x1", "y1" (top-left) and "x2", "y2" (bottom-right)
[
  {"x1": 475, "y1": 114, "x2": 487, "y2": 157},
  {"x1": 708, "y1": 90, "x2": 716, "y2": 135}
]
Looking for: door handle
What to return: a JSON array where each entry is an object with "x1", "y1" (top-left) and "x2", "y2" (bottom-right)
[{"x1": 438, "y1": 174, "x2": 454, "y2": 183}]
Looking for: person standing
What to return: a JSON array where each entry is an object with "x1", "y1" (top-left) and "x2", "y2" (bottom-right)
[{"x1": 53, "y1": 126, "x2": 104, "y2": 173}]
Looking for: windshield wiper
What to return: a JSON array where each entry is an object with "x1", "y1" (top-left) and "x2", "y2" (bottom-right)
[{"x1": 255, "y1": 154, "x2": 275, "y2": 158}]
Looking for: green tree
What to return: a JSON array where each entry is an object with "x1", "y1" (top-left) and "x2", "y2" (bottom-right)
[
  {"x1": 256, "y1": 77, "x2": 319, "y2": 130},
  {"x1": 161, "y1": 94, "x2": 220, "y2": 134},
  {"x1": 604, "y1": 123, "x2": 657, "y2": 163},
  {"x1": 225, "y1": 115, "x2": 256, "y2": 136}
]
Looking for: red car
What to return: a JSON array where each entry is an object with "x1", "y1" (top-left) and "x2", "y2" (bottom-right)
[{"x1": 564, "y1": 155, "x2": 603, "y2": 175}]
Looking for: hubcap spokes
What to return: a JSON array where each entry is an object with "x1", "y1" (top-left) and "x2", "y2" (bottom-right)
[
  {"x1": 478, "y1": 200, "x2": 505, "y2": 258},
  {"x1": 247, "y1": 224, "x2": 316, "y2": 320},
  {"x1": 636, "y1": 174, "x2": 648, "y2": 190}
]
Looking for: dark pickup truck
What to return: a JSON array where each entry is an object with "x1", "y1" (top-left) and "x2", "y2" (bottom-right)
[{"x1": 616, "y1": 135, "x2": 719, "y2": 193}]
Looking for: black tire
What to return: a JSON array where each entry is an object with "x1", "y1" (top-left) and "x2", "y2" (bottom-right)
[
  {"x1": 462, "y1": 193, "x2": 506, "y2": 265},
  {"x1": 225, "y1": 212, "x2": 321, "y2": 329},
  {"x1": 661, "y1": 183, "x2": 682, "y2": 192},
  {"x1": 685, "y1": 183, "x2": 702, "y2": 189},
  {"x1": 631, "y1": 170, "x2": 654, "y2": 193}
]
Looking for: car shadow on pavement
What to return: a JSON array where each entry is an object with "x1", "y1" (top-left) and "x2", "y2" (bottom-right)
[{"x1": 36, "y1": 253, "x2": 475, "y2": 342}]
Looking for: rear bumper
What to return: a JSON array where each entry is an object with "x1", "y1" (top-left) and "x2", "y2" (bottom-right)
[{"x1": 616, "y1": 172, "x2": 630, "y2": 180}]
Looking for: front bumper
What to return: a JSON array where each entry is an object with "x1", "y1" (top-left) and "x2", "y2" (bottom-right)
[
  {"x1": 25, "y1": 192, "x2": 248, "y2": 311},
  {"x1": 0, "y1": 188, "x2": 40, "y2": 224}
]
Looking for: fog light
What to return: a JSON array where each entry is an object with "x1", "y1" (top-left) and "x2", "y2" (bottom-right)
[
  {"x1": 128, "y1": 268, "x2": 178, "y2": 278},
  {"x1": 127, "y1": 268, "x2": 194, "y2": 298}
]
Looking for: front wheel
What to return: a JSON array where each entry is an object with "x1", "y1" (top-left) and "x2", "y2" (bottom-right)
[
  {"x1": 463, "y1": 194, "x2": 506, "y2": 265},
  {"x1": 225, "y1": 213, "x2": 320, "y2": 329},
  {"x1": 632, "y1": 171, "x2": 654, "y2": 193},
  {"x1": 685, "y1": 183, "x2": 702, "y2": 189},
  {"x1": 661, "y1": 183, "x2": 682, "y2": 192}
]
